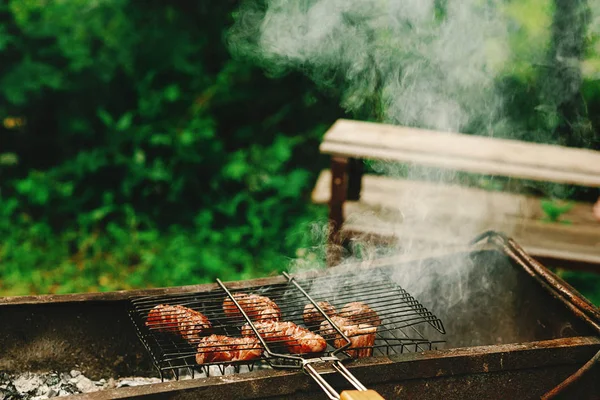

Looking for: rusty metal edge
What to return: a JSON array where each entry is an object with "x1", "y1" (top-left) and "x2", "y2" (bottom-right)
[
  {"x1": 487, "y1": 233, "x2": 600, "y2": 334},
  {"x1": 66, "y1": 336, "x2": 600, "y2": 400},
  {"x1": 0, "y1": 250, "x2": 463, "y2": 306},
  {"x1": 472, "y1": 231, "x2": 600, "y2": 398},
  {"x1": 0, "y1": 275, "x2": 285, "y2": 305},
  {"x1": 541, "y1": 349, "x2": 600, "y2": 400}
]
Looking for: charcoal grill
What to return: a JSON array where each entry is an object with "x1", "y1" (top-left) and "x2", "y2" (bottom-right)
[
  {"x1": 1, "y1": 232, "x2": 599, "y2": 399},
  {"x1": 129, "y1": 267, "x2": 446, "y2": 399}
]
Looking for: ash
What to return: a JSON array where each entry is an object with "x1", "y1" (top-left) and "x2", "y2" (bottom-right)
[{"x1": 0, "y1": 371, "x2": 163, "y2": 400}]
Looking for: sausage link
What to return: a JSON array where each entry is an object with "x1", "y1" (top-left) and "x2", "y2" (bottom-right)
[
  {"x1": 146, "y1": 304, "x2": 211, "y2": 342},
  {"x1": 242, "y1": 320, "x2": 327, "y2": 354},
  {"x1": 195, "y1": 334, "x2": 263, "y2": 364},
  {"x1": 223, "y1": 293, "x2": 281, "y2": 322}
]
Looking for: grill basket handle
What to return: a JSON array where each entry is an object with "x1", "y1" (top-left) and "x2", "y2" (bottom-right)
[{"x1": 303, "y1": 361, "x2": 385, "y2": 400}]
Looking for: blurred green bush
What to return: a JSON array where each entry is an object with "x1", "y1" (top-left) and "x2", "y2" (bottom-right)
[
  {"x1": 0, "y1": 0, "x2": 599, "y2": 305},
  {"x1": 0, "y1": 1, "x2": 341, "y2": 295}
]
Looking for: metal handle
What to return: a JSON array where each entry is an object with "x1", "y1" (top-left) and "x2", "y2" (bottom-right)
[
  {"x1": 282, "y1": 272, "x2": 354, "y2": 355},
  {"x1": 541, "y1": 349, "x2": 600, "y2": 399},
  {"x1": 472, "y1": 231, "x2": 600, "y2": 398},
  {"x1": 216, "y1": 278, "x2": 304, "y2": 367},
  {"x1": 303, "y1": 360, "x2": 385, "y2": 400},
  {"x1": 471, "y1": 230, "x2": 600, "y2": 334},
  {"x1": 304, "y1": 363, "x2": 341, "y2": 400},
  {"x1": 332, "y1": 361, "x2": 368, "y2": 391}
]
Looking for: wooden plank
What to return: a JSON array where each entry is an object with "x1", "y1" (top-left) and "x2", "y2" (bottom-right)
[
  {"x1": 312, "y1": 170, "x2": 600, "y2": 266},
  {"x1": 341, "y1": 210, "x2": 600, "y2": 265},
  {"x1": 320, "y1": 119, "x2": 600, "y2": 187},
  {"x1": 312, "y1": 170, "x2": 600, "y2": 226}
]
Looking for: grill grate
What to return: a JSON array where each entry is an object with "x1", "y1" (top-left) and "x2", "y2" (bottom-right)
[{"x1": 129, "y1": 268, "x2": 446, "y2": 380}]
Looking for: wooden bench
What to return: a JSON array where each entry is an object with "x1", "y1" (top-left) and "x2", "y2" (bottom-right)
[{"x1": 313, "y1": 119, "x2": 600, "y2": 271}]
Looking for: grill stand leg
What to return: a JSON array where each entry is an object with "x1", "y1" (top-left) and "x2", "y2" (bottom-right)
[
  {"x1": 347, "y1": 158, "x2": 363, "y2": 201},
  {"x1": 328, "y1": 157, "x2": 349, "y2": 267}
]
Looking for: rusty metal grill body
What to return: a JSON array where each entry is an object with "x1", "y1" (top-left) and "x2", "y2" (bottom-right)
[
  {"x1": 3, "y1": 232, "x2": 598, "y2": 399},
  {"x1": 129, "y1": 268, "x2": 446, "y2": 381}
]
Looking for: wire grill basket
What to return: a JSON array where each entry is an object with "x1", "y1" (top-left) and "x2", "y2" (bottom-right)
[{"x1": 129, "y1": 267, "x2": 445, "y2": 380}]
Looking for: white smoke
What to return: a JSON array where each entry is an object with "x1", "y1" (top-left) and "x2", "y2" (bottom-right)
[
  {"x1": 228, "y1": 0, "x2": 592, "y2": 346},
  {"x1": 230, "y1": 0, "x2": 510, "y2": 134}
]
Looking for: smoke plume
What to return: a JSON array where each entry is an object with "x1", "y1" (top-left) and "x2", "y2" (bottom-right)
[
  {"x1": 227, "y1": 0, "x2": 594, "y2": 348},
  {"x1": 229, "y1": 0, "x2": 510, "y2": 134}
]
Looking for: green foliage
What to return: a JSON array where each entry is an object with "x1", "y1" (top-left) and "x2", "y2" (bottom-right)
[
  {"x1": 0, "y1": 1, "x2": 340, "y2": 295},
  {"x1": 0, "y1": 0, "x2": 598, "y2": 307},
  {"x1": 556, "y1": 270, "x2": 600, "y2": 306},
  {"x1": 540, "y1": 199, "x2": 574, "y2": 223}
]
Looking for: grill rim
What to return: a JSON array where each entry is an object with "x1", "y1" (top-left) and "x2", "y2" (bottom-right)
[
  {"x1": 125, "y1": 230, "x2": 600, "y2": 383},
  {"x1": 1, "y1": 231, "x2": 599, "y2": 399},
  {"x1": 472, "y1": 230, "x2": 600, "y2": 335}
]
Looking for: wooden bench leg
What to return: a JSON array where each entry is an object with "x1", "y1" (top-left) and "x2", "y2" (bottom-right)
[
  {"x1": 328, "y1": 157, "x2": 348, "y2": 266},
  {"x1": 347, "y1": 158, "x2": 363, "y2": 201}
]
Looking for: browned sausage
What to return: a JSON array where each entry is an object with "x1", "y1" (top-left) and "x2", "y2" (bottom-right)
[
  {"x1": 195, "y1": 334, "x2": 263, "y2": 364},
  {"x1": 339, "y1": 302, "x2": 381, "y2": 327},
  {"x1": 242, "y1": 320, "x2": 327, "y2": 354},
  {"x1": 223, "y1": 293, "x2": 281, "y2": 322},
  {"x1": 146, "y1": 304, "x2": 211, "y2": 342},
  {"x1": 303, "y1": 301, "x2": 337, "y2": 326},
  {"x1": 320, "y1": 316, "x2": 377, "y2": 358}
]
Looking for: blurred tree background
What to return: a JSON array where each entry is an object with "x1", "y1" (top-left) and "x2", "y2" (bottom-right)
[{"x1": 0, "y1": 0, "x2": 598, "y2": 304}]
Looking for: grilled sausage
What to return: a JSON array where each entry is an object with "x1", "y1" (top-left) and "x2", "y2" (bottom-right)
[
  {"x1": 339, "y1": 301, "x2": 381, "y2": 327},
  {"x1": 195, "y1": 335, "x2": 263, "y2": 365},
  {"x1": 242, "y1": 320, "x2": 327, "y2": 354},
  {"x1": 303, "y1": 301, "x2": 337, "y2": 327},
  {"x1": 223, "y1": 293, "x2": 281, "y2": 322},
  {"x1": 146, "y1": 304, "x2": 211, "y2": 342},
  {"x1": 320, "y1": 316, "x2": 377, "y2": 358}
]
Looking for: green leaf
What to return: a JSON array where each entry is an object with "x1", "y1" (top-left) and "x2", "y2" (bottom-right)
[
  {"x1": 222, "y1": 152, "x2": 249, "y2": 181},
  {"x1": 149, "y1": 134, "x2": 173, "y2": 146},
  {"x1": 164, "y1": 84, "x2": 181, "y2": 102},
  {"x1": 540, "y1": 199, "x2": 574, "y2": 222},
  {"x1": 278, "y1": 170, "x2": 310, "y2": 197},
  {"x1": 97, "y1": 109, "x2": 114, "y2": 127},
  {"x1": 179, "y1": 130, "x2": 195, "y2": 146},
  {"x1": 116, "y1": 112, "x2": 134, "y2": 131},
  {"x1": 148, "y1": 159, "x2": 171, "y2": 181}
]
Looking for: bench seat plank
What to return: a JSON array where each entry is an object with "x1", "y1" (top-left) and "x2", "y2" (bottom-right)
[
  {"x1": 313, "y1": 170, "x2": 599, "y2": 226},
  {"x1": 312, "y1": 170, "x2": 600, "y2": 266}
]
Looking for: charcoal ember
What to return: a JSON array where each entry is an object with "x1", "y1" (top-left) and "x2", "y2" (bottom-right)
[
  {"x1": 43, "y1": 374, "x2": 59, "y2": 387},
  {"x1": 69, "y1": 374, "x2": 98, "y2": 393},
  {"x1": 0, "y1": 371, "x2": 111, "y2": 399},
  {"x1": 115, "y1": 377, "x2": 162, "y2": 388},
  {"x1": 13, "y1": 373, "x2": 44, "y2": 396},
  {"x1": 0, "y1": 381, "x2": 18, "y2": 400},
  {"x1": 0, "y1": 371, "x2": 169, "y2": 399}
]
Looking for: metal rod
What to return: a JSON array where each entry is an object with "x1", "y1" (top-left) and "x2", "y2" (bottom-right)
[
  {"x1": 282, "y1": 272, "x2": 353, "y2": 355},
  {"x1": 332, "y1": 361, "x2": 368, "y2": 391},
  {"x1": 542, "y1": 349, "x2": 600, "y2": 399},
  {"x1": 303, "y1": 363, "x2": 340, "y2": 400},
  {"x1": 483, "y1": 232, "x2": 600, "y2": 335},
  {"x1": 216, "y1": 278, "x2": 304, "y2": 365}
]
